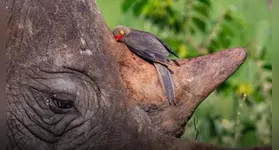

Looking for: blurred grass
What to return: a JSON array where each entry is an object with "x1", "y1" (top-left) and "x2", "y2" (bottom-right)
[{"x1": 96, "y1": 0, "x2": 271, "y2": 147}]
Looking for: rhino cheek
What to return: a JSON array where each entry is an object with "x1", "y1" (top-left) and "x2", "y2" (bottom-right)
[{"x1": 6, "y1": 68, "x2": 106, "y2": 149}]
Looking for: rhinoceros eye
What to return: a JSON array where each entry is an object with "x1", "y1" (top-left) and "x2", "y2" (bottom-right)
[
  {"x1": 54, "y1": 99, "x2": 73, "y2": 109},
  {"x1": 49, "y1": 93, "x2": 76, "y2": 114}
]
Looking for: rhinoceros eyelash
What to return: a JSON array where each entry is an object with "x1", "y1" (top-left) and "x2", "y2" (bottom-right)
[{"x1": 46, "y1": 99, "x2": 50, "y2": 106}]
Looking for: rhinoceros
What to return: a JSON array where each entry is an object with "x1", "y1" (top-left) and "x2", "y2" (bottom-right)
[{"x1": 6, "y1": 0, "x2": 271, "y2": 150}]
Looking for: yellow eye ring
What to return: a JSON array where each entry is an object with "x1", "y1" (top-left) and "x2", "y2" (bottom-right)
[{"x1": 120, "y1": 30, "x2": 124, "y2": 35}]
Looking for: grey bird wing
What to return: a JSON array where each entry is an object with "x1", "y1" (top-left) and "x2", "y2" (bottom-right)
[
  {"x1": 153, "y1": 36, "x2": 180, "y2": 58},
  {"x1": 154, "y1": 63, "x2": 176, "y2": 105},
  {"x1": 123, "y1": 31, "x2": 169, "y2": 64},
  {"x1": 126, "y1": 45, "x2": 170, "y2": 67}
]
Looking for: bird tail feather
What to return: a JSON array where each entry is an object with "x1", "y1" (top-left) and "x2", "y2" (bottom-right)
[{"x1": 154, "y1": 63, "x2": 176, "y2": 105}]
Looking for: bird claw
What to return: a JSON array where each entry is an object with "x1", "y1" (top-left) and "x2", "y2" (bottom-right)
[
  {"x1": 171, "y1": 59, "x2": 180, "y2": 67},
  {"x1": 168, "y1": 98, "x2": 176, "y2": 106}
]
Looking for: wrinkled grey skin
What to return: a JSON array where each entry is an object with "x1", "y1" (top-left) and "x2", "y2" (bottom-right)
[{"x1": 6, "y1": 0, "x2": 170, "y2": 149}]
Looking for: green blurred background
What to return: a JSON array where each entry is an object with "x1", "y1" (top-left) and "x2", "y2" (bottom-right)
[{"x1": 96, "y1": 0, "x2": 272, "y2": 147}]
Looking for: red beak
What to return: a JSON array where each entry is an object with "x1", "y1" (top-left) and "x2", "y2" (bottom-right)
[{"x1": 115, "y1": 35, "x2": 123, "y2": 41}]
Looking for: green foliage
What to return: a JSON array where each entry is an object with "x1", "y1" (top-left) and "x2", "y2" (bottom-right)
[
  {"x1": 96, "y1": 0, "x2": 271, "y2": 147},
  {"x1": 122, "y1": 0, "x2": 185, "y2": 32}
]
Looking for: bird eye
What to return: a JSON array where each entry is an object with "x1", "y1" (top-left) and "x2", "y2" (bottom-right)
[{"x1": 120, "y1": 30, "x2": 124, "y2": 35}]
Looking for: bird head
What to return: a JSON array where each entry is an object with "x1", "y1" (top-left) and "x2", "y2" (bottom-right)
[{"x1": 112, "y1": 25, "x2": 131, "y2": 42}]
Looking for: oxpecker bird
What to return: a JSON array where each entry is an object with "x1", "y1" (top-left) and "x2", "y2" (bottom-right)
[{"x1": 112, "y1": 25, "x2": 179, "y2": 105}]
